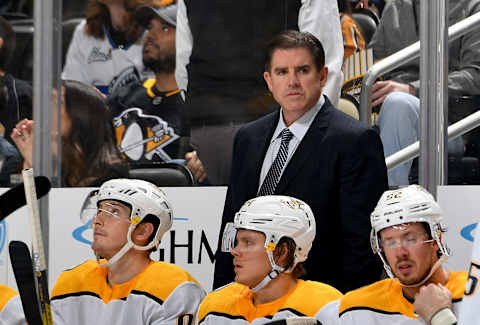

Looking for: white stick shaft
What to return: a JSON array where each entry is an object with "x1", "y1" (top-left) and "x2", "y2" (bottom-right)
[{"x1": 22, "y1": 168, "x2": 47, "y2": 272}]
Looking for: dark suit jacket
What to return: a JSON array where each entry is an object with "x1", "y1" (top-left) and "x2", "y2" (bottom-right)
[{"x1": 213, "y1": 97, "x2": 388, "y2": 293}]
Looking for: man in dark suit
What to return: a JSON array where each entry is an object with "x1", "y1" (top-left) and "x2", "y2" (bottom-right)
[{"x1": 213, "y1": 30, "x2": 388, "y2": 293}]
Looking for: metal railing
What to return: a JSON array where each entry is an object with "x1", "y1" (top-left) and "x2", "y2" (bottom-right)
[
  {"x1": 359, "y1": 11, "x2": 480, "y2": 125},
  {"x1": 386, "y1": 109, "x2": 480, "y2": 170}
]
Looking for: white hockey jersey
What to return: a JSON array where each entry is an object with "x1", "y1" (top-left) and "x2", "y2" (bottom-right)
[
  {"x1": 197, "y1": 280, "x2": 342, "y2": 324},
  {"x1": 0, "y1": 285, "x2": 26, "y2": 325},
  {"x1": 336, "y1": 271, "x2": 467, "y2": 325},
  {"x1": 51, "y1": 260, "x2": 206, "y2": 325},
  {"x1": 62, "y1": 20, "x2": 148, "y2": 95},
  {"x1": 458, "y1": 226, "x2": 480, "y2": 324}
]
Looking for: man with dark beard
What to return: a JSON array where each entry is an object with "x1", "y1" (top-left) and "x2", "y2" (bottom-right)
[{"x1": 107, "y1": 3, "x2": 206, "y2": 182}]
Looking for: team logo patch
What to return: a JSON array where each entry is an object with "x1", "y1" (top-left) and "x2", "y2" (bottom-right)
[
  {"x1": 87, "y1": 47, "x2": 112, "y2": 64},
  {"x1": 113, "y1": 108, "x2": 179, "y2": 163}
]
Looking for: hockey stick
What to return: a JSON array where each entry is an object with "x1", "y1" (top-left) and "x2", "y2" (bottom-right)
[
  {"x1": 22, "y1": 168, "x2": 53, "y2": 325},
  {"x1": 9, "y1": 240, "x2": 43, "y2": 325},
  {"x1": 0, "y1": 176, "x2": 51, "y2": 221}
]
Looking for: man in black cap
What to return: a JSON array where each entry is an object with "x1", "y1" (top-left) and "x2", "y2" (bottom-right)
[{"x1": 107, "y1": 3, "x2": 206, "y2": 182}]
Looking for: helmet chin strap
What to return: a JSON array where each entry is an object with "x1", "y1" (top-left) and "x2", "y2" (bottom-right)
[
  {"x1": 95, "y1": 223, "x2": 158, "y2": 268},
  {"x1": 250, "y1": 250, "x2": 286, "y2": 292},
  {"x1": 396, "y1": 255, "x2": 448, "y2": 288}
]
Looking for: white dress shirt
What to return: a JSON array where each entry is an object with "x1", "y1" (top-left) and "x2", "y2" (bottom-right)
[
  {"x1": 175, "y1": 0, "x2": 343, "y2": 106},
  {"x1": 258, "y1": 95, "x2": 325, "y2": 191}
]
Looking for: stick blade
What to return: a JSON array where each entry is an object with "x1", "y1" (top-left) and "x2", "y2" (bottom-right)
[
  {"x1": 9, "y1": 240, "x2": 43, "y2": 325},
  {"x1": 0, "y1": 176, "x2": 51, "y2": 220}
]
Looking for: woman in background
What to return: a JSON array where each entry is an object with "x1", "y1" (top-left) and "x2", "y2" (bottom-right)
[
  {"x1": 62, "y1": 0, "x2": 149, "y2": 95},
  {"x1": 12, "y1": 80, "x2": 127, "y2": 187}
]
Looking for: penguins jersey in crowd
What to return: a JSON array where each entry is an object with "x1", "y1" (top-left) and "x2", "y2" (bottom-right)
[
  {"x1": 459, "y1": 227, "x2": 480, "y2": 324},
  {"x1": 0, "y1": 284, "x2": 26, "y2": 325},
  {"x1": 62, "y1": 20, "x2": 149, "y2": 95},
  {"x1": 51, "y1": 260, "x2": 206, "y2": 325},
  {"x1": 197, "y1": 280, "x2": 342, "y2": 324},
  {"x1": 107, "y1": 79, "x2": 191, "y2": 165},
  {"x1": 334, "y1": 271, "x2": 467, "y2": 324}
]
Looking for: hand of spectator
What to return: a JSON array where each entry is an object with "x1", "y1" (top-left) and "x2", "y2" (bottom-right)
[
  {"x1": 185, "y1": 151, "x2": 207, "y2": 183},
  {"x1": 371, "y1": 80, "x2": 414, "y2": 107},
  {"x1": 414, "y1": 283, "x2": 453, "y2": 323},
  {"x1": 11, "y1": 119, "x2": 35, "y2": 169}
]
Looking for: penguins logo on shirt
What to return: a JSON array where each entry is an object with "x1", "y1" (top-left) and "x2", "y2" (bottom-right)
[{"x1": 113, "y1": 107, "x2": 179, "y2": 162}]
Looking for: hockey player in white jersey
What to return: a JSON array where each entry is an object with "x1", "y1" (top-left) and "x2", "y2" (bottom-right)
[
  {"x1": 326, "y1": 185, "x2": 467, "y2": 325},
  {"x1": 51, "y1": 178, "x2": 205, "y2": 325},
  {"x1": 197, "y1": 195, "x2": 342, "y2": 324}
]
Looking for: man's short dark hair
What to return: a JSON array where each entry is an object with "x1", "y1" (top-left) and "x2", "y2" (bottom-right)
[
  {"x1": 264, "y1": 30, "x2": 325, "y2": 72},
  {"x1": 0, "y1": 16, "x2": 16, "y2": 71}
]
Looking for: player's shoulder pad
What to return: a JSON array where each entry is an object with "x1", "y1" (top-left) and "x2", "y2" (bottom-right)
[
  {"x1": 134, "y1": 261, "x2": 204, "y2": 301},
  {"x1": 339, "y1": 278, "x2": 394, "y2": 315}
]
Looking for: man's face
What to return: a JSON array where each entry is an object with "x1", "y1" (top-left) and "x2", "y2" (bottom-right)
[
  {"x1": 263, "y1": 47, "x2": 327, "y2": 126},
  {"x1": 142, "y1": 17, "x2": 176, "y2": 74},
  {"x1": 380, "y1": 222, "x2": 438, "y2": 285},
  {"x1": 91, "y1": 200, "x2": 132, "y2": 259},
  {"x1": 231, "y1": 229, "x2": 272, "y2": 288}
]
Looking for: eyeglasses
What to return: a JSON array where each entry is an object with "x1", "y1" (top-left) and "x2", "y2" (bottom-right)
[{"x1": 381, "y1": 232, "x2": 434, "y2": 250}]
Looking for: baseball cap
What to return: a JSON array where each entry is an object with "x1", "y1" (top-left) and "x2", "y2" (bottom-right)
[{"x1": 134, "y1": 4, "x2": 177, "y2": 28}]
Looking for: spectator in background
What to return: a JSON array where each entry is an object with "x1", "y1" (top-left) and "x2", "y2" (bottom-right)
[
  {"x1": 12, "y1": 80, "x2": 127, "y2": 187},
  {"x1": 63, "y1": 0, "x2": 150, "y2": 95},
  {"x1": 0, "y1": 16, "x2": 32, "y2": 143},
  {"x1": 176, "y1": 0, "x2": 344, "y2": 185},
  {"x1": 0, "y1": 284, "x2": 25, "y2": 325},
  {"x1": 338, "y1": 0, "x2": 366, "y2": 60},
  {"x1": 369, "y1": 0, "x2": 480, "y2": 186},
  {"x1": 199, "y1": 196, "x2": 342, "y2": 324},
  {"x1": 107, "y1": 3, "x2": 206, "y2": 182},
  {"x1": 214, "y1": 31, "x2": 387, "y2": 293}
]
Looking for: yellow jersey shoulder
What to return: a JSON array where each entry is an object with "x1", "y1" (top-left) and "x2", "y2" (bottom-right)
[
  {"x1": 339, "y1": 278, "x2": 398, "y2": 315},
  {"x1": 0, "y1": 284, "x2": 18, "y2": 311},
  {"x1": 51, "y1": 260, "x2": 104, "y2": 298},
  {"x1": 198, "y1": 283, "x2": 249, "y2": 321},
  {"x1": 285, "y1": 280, "x2": 343, "y2": 316},
  {"x1": 134, "y1": 261, "x2": 203, "y2": 301}
]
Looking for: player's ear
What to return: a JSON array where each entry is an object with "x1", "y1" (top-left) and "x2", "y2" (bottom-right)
[
  {"x1": 0, "y1": 38, "x2": 4, "y2": 50},
  {"x1": 133, "y1": 222, "x2": 154, "y2": 244},
  {"x1": 273, "y1": 242, "x2": 290, "y2": 268}
]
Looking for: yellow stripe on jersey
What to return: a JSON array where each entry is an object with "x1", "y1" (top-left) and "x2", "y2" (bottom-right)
[
  {"x1": 339, "y1": 271, "x2": 467, "y2": 318},
  {"x1": 0, "y1": 285, "x2": 18, "y2": 311},
  {"x1": 143, "y1": 79, "x2": 156, "y2": 98},
  {"x1": 143, "y1": 79, "x2": 181, "y2": 99},
  {"x1": 52, "y1": 260, "x2": 202, "y2": 304},
  {"x1": 199, "y1": 280, "x2": 342, "y2": 323}
]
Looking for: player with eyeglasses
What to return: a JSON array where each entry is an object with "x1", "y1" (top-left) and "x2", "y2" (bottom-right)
[{"x1": 317, "y1": 185, "x2": 467, "y2": 325}]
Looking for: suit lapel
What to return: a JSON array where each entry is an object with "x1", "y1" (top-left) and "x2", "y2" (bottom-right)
[
  {"x1": 246, "y1": 111, "x2": 280, "y2": 197},
  {"x1": 275, "y1": 99, "x2": 333, "y2": 194}
]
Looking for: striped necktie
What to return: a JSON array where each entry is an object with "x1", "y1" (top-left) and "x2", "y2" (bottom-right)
[{"x1": 258, "y1": 128, "x2": 294, "y2": 196}]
